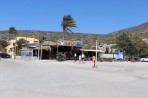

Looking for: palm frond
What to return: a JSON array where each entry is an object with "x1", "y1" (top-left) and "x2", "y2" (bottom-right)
[{"x1": 61, "y1": 14, "x2": 77, "y2": 33}]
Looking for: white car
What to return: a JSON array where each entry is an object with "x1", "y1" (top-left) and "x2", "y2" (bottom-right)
[{"x1": 140, "y1": 58, "x2": 148, "y2": 62}]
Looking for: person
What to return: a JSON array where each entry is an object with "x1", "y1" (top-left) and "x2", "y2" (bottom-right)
[
  {"x1": 81, "y1": 53, "x2": 85, "y2": 63},
  {"x1": 79, "y1": 54, "x2": 82, "y2": 63},
  {"x1": 74, "y1": 53, "x2": 77, "y2": 62},
  {"x1": 63, "y1": 53, "x2": 67, "y2": 60},
  {"x1": 92, "y1": 55, "x2": 96, "y2": 68}
]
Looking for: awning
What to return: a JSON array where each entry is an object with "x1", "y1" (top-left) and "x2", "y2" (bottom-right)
[{"x1": 80, "y1": 49, "x2": 105, "y2": 53}]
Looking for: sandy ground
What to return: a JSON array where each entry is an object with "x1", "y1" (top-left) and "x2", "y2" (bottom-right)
[{"x1": 0, "y1": 59, "x2": 148, "y2": 98}]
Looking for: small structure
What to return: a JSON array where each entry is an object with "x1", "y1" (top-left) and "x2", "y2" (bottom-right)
[
  {"x1": 21, "y1": 40, "x2": 84, "y2": 60},
  {"x1": 21, "y1": 49, "x2": 33, "y2": 60},
  {"x1": 116, "y1": 50, "x2": 123, "y2": 59},
  {"x1": 6, "y1": 37, "x2": 39, "y2": 55}
]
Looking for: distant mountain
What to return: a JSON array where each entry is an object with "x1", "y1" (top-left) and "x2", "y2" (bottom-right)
[
  {"x1": 109, "y1": 22, "x2": 148, "y2": 38},
  {"x1": 0, "y1": 22, "x2": 148, "y2": 48}
]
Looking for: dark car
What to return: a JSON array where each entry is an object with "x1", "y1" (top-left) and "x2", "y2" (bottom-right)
[{"x1": 0, "y1": 53, "x2": 11, "y2": 58}]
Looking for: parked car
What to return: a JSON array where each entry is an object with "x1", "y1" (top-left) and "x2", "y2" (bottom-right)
[
  {"x1": 140, "y1": 58, "x2": 148, "y2": 62},
  {"x1": 0, "y1": 53, "x2": 11, "y2": 58}
]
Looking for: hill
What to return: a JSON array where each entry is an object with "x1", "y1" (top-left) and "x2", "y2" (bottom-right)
[
  {"x1": 109, "y1": 22, "x2": 148, "y2": 38},
  {"x1": 0, "y1": 22, "x2": 148, "y2": 48},
  {"x1": 0, "y1": 30, "x2": 114, "y2": 48}
]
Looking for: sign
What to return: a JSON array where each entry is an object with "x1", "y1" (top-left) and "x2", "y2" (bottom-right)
[
  {"x1": 63, "y1": 41, "x2": 84, "y2": 46},
  {"x1": 58, "y1": 39, "x2": 64, "y2": 45}
]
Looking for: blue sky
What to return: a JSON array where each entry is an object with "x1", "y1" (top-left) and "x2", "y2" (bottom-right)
[{"x1": 0, "y1": 0, "x2": 148, "y2": 34}]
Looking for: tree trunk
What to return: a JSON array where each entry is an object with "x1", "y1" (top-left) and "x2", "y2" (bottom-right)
[
  {"x1": 40, "y1": 45, "x2": 43, "y2": 60},
  {"x1": 38, "y1": 45, "x2": 40, "y2": 60}
]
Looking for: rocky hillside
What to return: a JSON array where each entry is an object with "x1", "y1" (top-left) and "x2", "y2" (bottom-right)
[
  {"x1": 109, "y1": 22, "x2": 148, "y2": 38},
  {"x1": 0, "y1": 30, "x2": 115, "y2": 48},
  {"x1": 0, "y1": 22, "x2": 148, "y2": 48}
]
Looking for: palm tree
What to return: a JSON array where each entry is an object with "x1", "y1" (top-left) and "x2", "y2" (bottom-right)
[
  {"x1": 61, "y1": 15, "x2": 77, "y2": 41},
  {"x1": 38, "y1": 36, "x2": 46, "y2": 60}
]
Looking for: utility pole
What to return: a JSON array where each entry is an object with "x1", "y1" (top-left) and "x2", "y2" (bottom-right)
[
  {"x1": 14, "y1": 37, "x2": 17, "y2": 59},
  {"x1": 57, "y1": 40, "x2": 59, "y2": 60},
  {"x1": 96, "y1": 40, "x2": 98, "y2": 62},
  {"x1": 40, "y1": 44, "x2": 42, "y2": 60},
  {"x1": 57, "y1": 42, "x2": 58, "y2": 55},
  {"x1": 38, "y1": 43, "x2": 40, "y2": 60}
]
